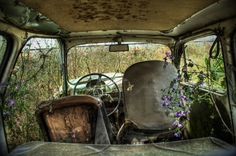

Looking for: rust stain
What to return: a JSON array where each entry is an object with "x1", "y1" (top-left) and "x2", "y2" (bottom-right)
[
  {"x1": 43, "y1": 105, "x2": 96, "y2": 143},
  {"x1": 70, "y1": 0, "x2": 150, "y2": 23}
]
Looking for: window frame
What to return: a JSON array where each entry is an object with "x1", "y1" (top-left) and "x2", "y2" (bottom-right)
[
  {"x1": 0, "y1": 32, "x2": 13, "y2": 82},
  {"x1": 0, "y1": 32, "x2": 14, "y2": 156},
  {"x1": 1, "y1": 36, "x2": 65, "y2": 152}
]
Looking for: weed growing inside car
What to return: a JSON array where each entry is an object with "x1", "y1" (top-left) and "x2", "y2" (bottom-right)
[
  {"x1": 161, "y1": 73, "x2": 191, "y2": 138},
  {"x1": 161, "y1": 45, "x2": 226, "y2": 139},
  {"x1": 160, "y1": 73, "x2": 210, "y2": 138}
]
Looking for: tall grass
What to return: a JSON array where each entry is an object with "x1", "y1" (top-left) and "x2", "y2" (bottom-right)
[{"x1": 67, "y1": 44, "x2": 169, "y2": 79}]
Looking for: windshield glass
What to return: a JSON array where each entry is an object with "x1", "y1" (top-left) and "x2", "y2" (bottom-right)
[{"x1": 67, "y1": 43, "x2": 171, "y2": 81}]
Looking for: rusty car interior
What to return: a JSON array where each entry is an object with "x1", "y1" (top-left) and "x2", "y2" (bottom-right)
[{"x1": 1, "y1": 0, "x2": 236, "y2": 155}]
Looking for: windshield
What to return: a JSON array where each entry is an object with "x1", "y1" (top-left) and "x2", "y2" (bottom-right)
[{"x1": 67, "y1": 43, "x2": 171, "y2": 81}]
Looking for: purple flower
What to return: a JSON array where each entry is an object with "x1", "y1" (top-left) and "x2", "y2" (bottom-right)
[
  {"x1": 165, "y1": 52, "x2": 171, "y2": 57},
  {"x1": 174, "y1": 132, "x2": 181, "y2": 138},
  {"x1": 175, "y1": 111, "x2": 187, "y2": 118},
  {"x1": 7, "y1": 99, "x2": 16, "y2": 107},
  {"x1": 164, "y1": 52, "x2": 175, "y2": 61},
  {"x1": 177, "y1": 123, "x2": 183, "y2": 128},
  {"x1": 172, "y1": 120, "x2": 179, "y2": 127},
  {"x1": 161, "y1": 95, "x2": 172, "y2": 107},
  {"x1": 180, "y1": 95, "x2": 188, "y2": 102}
]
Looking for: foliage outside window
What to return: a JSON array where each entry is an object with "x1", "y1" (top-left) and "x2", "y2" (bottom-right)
[
  {"x1": 161, "y1": 35, "x2": 228, "y2": 139},
  {"x1": 181, "y1": 35, "x2": 226, "y2": 93},
  {"x1": 2, "y1": 38, "x2": 62, "y2": 150},
  {"x1": 0, "y1": 35, "x2": 7, "y2": 65},
  {"x1": 67, "y1": 43, "x2": 171, "y2": 80}
]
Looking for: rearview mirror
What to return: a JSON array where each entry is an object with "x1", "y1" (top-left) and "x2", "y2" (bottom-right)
[{"x1": 109, "y1": 44, "x2": 129, "y2": 52}]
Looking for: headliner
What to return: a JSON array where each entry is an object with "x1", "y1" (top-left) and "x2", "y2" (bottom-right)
[{"x1": 20, "y1": 0, "x2": 218, "y2": 32}]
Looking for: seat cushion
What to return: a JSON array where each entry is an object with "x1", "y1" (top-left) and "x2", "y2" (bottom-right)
[{"x1": 36, "y1": 96, "x2": 100, "y2": 143}]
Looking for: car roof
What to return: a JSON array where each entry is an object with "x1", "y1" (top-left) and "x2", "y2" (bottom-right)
[
  {"x1": 0, "y1": 0, "x2": 235, "y2": 37},
  {"x1": 18, "y1": 0, "x2": 218, "y2": 32}
]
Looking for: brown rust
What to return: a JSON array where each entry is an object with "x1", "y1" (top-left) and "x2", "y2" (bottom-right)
[
  {"x1": 36, "y1": 96, "x2": 100, "y2": 143},
  {"x1": 43, "y1": 105, "x2": 95, "y2": 143}
]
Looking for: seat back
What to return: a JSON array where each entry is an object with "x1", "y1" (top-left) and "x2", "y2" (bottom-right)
[
  {"x1": 36, "y1": 95, "x2": 100, "y2": 143},
  {"x1": 122, "y1": 61, "x2": 178, "y2": 130}
]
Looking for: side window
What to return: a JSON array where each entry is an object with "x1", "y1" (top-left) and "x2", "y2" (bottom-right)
[
  {"x1": 181, "y1": 35, "x2": 226, "y2": 93},
  {"x1": 3, "y1": 38, "x2": 62, "y2": 150},
  {"x1": 0, "y1": 35, "x2": 7, "y2": 65}
]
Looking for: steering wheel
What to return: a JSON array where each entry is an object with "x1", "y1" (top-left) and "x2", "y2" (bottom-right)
[{"x1": 73, "y1": 73, "x2": 121, "y2": 116}]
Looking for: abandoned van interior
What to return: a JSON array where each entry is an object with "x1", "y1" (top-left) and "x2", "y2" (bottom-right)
[{"x1": 1, "y1": 0, "x2": 236, "y2": 155}]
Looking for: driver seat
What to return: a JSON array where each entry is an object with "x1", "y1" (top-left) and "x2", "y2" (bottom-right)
[
  {"x1": 36, "y1": 95, "x2": 114, "y2": 144},
  {"x1": 117, "y1": 60, "x2": 179, "y2": 143}
]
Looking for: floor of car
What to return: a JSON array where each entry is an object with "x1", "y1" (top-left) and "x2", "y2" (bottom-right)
[{"x1": 10, "y1": 137, "x2": 232, "y2": 156}]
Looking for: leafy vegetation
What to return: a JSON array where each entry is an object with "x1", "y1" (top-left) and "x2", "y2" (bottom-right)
[
  {"x1": 2, "y1": 38, "x2": 62, "y2": 150},
  {"x1": 182, "y1": 36, "x2": 226, "y2": 92}
]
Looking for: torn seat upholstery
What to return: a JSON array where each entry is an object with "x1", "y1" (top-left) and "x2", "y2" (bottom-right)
[{"x1": 36, "y1": 95, "x2": 114, "y2": 144}]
